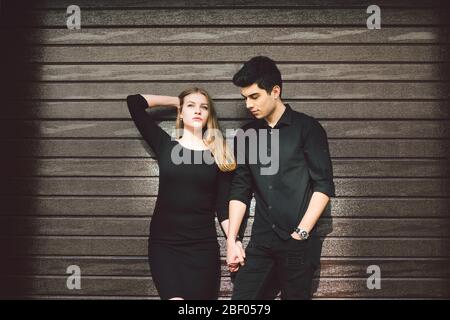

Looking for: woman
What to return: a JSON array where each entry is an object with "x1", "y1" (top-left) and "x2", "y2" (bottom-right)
[{"x1": 126, "y1": 88, "x2": 245, "y2": 300}]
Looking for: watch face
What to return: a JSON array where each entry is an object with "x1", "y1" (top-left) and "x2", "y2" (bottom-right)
[{"x1": 300, "y1": 231, "x2": 308, "y2": 238}]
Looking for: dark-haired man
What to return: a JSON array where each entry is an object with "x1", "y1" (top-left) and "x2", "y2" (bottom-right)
[{"x1": 226, "y1": 56, "x2": 335, "y2": 300}]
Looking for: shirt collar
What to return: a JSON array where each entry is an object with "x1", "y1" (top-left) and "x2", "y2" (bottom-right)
[{"x1": 258, "y1": 103, "x2": 293, "y2": 129}]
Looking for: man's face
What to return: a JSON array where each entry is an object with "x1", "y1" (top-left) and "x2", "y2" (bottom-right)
[{"x1": 240, "y1": 83, "x2": 277, "y2": 119}]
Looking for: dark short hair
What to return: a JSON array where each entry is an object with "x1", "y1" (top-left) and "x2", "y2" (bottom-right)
[{"x1": 232, "y1": 56, "x2": 282, "y2": 97}]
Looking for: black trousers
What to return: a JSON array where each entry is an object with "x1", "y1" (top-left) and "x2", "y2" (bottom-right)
[{"x1": 231, "y1": 233, "x2": 320, "y2": 300}]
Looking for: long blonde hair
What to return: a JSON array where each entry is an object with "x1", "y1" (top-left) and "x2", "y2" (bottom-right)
[{"x1": 176, "y1": 87, "x2": 236, "y2": 172}]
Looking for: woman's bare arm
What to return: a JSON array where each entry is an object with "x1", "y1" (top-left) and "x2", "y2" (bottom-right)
[{"x1": 140, "y1": 94, "x2": 180, "y2": 109}]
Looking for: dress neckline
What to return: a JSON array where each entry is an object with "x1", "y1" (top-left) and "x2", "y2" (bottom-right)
[{"x1": 174, "y1": 139, "x2": 209, "y2": 151}]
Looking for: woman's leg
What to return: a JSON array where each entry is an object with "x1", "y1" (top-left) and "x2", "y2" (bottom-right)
[
  {"x1": 149, "y1": 241, "x2": 185, "y2": 300},
  {"x1": 149, "y1": 241, "x2": 221, "y2": 300},
  {"x1": 181, "y1": 242, "x2": 221, "y2": 300}
]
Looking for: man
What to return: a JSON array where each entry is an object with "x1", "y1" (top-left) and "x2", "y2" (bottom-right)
[{"x1": 226, "y1": 56, "x2": 335, "y2": 300}]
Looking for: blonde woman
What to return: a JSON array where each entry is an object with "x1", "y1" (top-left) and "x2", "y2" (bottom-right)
[{"x1": 126, "y1": 88, "x2": 245, "y2": 300}]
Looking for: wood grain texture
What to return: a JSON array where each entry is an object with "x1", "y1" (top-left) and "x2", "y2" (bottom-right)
[
  {"x1": 4, "y1": 158, "x2": 449, "y2": 177},
  {"x1": 4, "y1": 237, "x2": 450, "y2": 257},
  {"x1": 22, "y1": 9, "x2": 448, "y2": 27},
  {"x1": 6, "y1": 256, "x2": 450, "y2": 278},
  {"x1": 24, "y1": 27, "x2": 450, "y2": 44},
  {"x1": 26, "y1": 45, "x2": 450, "y2": 62},
  {"x1": 1, "y1": 139, "x2": 449, "y2": 157},
  {"x1": 0, "y1": 100, "x2": 450, "y2": 121},
  {"x1": 2, "y1": 217, "x2": 449, "y2": 237},
  {"x1": 29, "y1": 0, "x2": 450, "y2": 9},
  {"x1": 18, "y1": 82, "x2": 450, "y2": 100},
  {"x1": 1, "y1": 197, "x2": 449, "y2": 217},
  {"x1": 2, "y1": 276, "x2": 449, "y2": 298},
  {"x1": 20, "y1": 63, "x2": 450, "y2": 81},
  {"x1": 2, "y1": 1, "x2": 450, "y2": 299},
  {"x1": 2, "y1": 177, "x2": 450, "y2": 196},
  {"x1": 2, "y1": 100, "x2": 450, "y2": 119},
  {"x1": 1, "y1": 119, "x2": 449, "y2": 138}
]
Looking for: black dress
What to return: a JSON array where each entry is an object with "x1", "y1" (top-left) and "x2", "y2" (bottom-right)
[{"x1": 127, "y1": 94, "x2": 236, "y2": 299}]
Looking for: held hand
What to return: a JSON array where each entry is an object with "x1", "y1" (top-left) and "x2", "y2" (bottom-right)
[
  {"x1": 226, "y1": 239, "x2": 245, "y2": 273},
  {"x1": 228, "y1": 263, "x2": 239, "y2": 273},
  {"x1": 232, "y1": 240, "x2": 246, "y2": 272},
  {"x1": 226, "y1": 239, "x2": 244, "y2": 264},
  {"x1": 236, "y1": 240, "x2": 246, "y2": 260}
]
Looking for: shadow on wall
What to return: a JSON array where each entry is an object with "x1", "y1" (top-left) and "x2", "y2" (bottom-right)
[
  {"x1": 439, "y1": 9, "x2": 450, "y2": 298},
  {"x1": 0, "y1": 0, "x2": 41, "y2": 299},
  {"x1": 311, "y1": 202, "x2": 332, "y2": 296}
]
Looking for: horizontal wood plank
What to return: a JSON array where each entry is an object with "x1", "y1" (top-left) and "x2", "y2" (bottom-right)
[
  {"x1": 25, "y1": 28, "x2": 450, "y2": 45},
  {"x1": 1, "y1": 177, "x2": 449, "y2": 196},
  {"x1": 2, "y1": 276, "x2": 449, "y2": 298},
  {"x1": 6, "y1": 256, "x2": 450, "y2": 278},
  {"x1": 29, "y1": 0, "x2": 450, "y2": 9},
  {"x1": 2, "y1": 197, "x2": 449, "y2": 217},
  {"x1": 4, "y1": 159, "x2": 449, "y2": 178},
  {"x1": 2, "y1": 217, "x2": 449, "y2": 237},
  {"x1": 1, "y1": 119, "x2": 449, "y2": 138},
  {"x1": 3, "y1": 237, "x2": 450, "y2": 257},
  {"x1": 19, "y1": 9, "x2": 449, "y2": 27},
  {"x1": 26, "y1": 45, "x2": 450, "y2": 63},
  {"x1": 1, "y1": 139, "x2": 448, "y2": 158},
  {"x1": 3, "y1": 100, "x2": 450, "y2": 119},
  {"x1": 18, "y1": 82, "x2": 450, "y2": 100},
  {"x1": 22, "y1": 63, "x2": 450, "y2": 81}
]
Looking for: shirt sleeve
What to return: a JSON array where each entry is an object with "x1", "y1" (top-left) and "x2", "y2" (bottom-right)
[
  {"x1": 228, "y1": 134, "x2": 254, "y2": 205},
  {"x1": 215, "y1": 169, "x2": 248, "y2": 241},
  {"x1": 126, "y1": 94, "x2": 170, "y2": 158},
  {"x1": 303, "y1": 118, "x2": 336, "y2": 198},
  {"x1": 216, "y1": 169, "x2": 232, "y2": 224},
  {"x1": 227, "y1": 133, "x2": 253, "y2": 240}
]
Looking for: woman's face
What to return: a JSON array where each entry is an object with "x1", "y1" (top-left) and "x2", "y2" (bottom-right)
[{"x1": 180, "y1": 92, "x2": 210, "y2": 129}]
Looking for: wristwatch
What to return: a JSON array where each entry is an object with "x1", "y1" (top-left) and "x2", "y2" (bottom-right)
[{"x1": 294, "y1": 227, "x2": 309, "y2": 240}]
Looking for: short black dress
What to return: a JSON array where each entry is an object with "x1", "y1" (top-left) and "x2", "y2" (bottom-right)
[{"x1": 127, "y1": 94, "x2": 238, "y2": 299}]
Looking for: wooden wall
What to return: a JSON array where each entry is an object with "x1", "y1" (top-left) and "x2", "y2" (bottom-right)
[{"x1": 1, "y1": 0, "x2": 449, "y2": 299}]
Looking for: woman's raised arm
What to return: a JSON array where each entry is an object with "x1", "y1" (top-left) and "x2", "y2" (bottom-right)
[
  {"x1": 126, "y1": 94, "x2": 174, "y2": 158},
  {"x1": 140, "y1": 94, "x2": 180, "y2": 109}
]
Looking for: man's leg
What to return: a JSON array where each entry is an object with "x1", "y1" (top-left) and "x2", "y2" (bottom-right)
[
  {"x1": 231, "y1": 241, "x2": 275, "y2": 300},
  {"x1": 258, "y1": 269, "x2": 280, "y2": 300},
  {"x1": 276, "y1": 237, "x2": 318, "y2": 300}
]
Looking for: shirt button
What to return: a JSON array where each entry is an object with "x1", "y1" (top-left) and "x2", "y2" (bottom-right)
[
  {"x1": 268, "y1": 205, "x2": 272, "y2": 210},
  {"x1": 271, "y1": 224, "x2": 276, "y2": 229},
  {"x1": 268, "y1": 185, "x2": 273, "y2": 190}
]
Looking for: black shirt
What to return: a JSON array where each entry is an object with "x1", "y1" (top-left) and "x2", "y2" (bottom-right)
[
  {"x1": 229, "y1": 103, "x2": 335, "y2": 242},
  {"x1": 127, "y1": 94, "x2": 245, "y2": 243}
]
